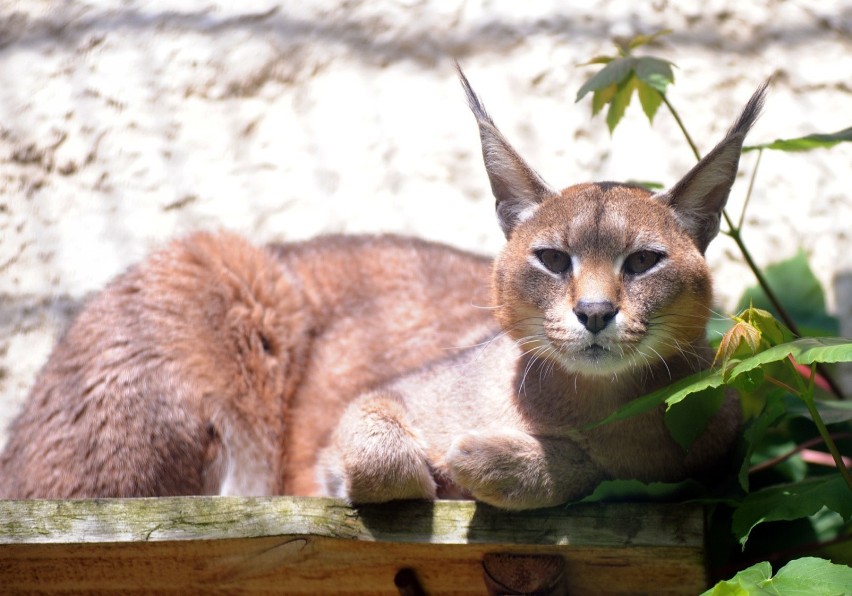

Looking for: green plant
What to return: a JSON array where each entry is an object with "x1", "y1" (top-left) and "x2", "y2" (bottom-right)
[
  {"x1": 701, "y1": 557, "x2": 852, "y2": 595},
  {"x1": 575, "y1": 31, "x2": 852, "y2": 589}
]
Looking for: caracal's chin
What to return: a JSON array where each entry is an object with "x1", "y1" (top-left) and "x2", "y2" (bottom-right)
[
  {"x1": 551, "y1": 343, "x2": 633, "y2": 376},
  {"x1": 549, "y1": 334, "x2": 675, "y2": 377}
]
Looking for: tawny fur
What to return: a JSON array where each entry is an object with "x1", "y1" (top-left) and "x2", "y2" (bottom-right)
[
  {"x1": 0, "y1": 233, "x2": 493, "y2": 497},
  {"x1": 317, "y1": 71, "x2": 766, "y2": 509},
  {"x1": 2, "y1": 69, "x2": 762, "y2": 508}
]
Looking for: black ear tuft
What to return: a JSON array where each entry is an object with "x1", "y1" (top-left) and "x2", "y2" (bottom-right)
[
  {"x1": 653, "y1": 82, "x2": 768, "y2": 253},
  {"x1": 456, "y1": 62, "x2": 494, "y2": 128},
  {"x1": 727, "y1": 80, "x2": 768, "y2": 140},
  {"x1": 456, "y1": 64, "x2": 559, "y2": 238}
]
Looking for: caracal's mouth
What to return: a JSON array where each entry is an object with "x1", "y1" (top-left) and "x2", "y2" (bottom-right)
[
  {"x1": 576, "y1": 342, "x2": 623, "y2": 371},
  {"x1": 530, "y1": 320, "x2": 662, "y2": 376},
  {"x1": 550, "y1": 338, "x2": 639, "y2": 376},
  {"x1": 582, "y1": 343, "x2": 608, "y2": 357}
]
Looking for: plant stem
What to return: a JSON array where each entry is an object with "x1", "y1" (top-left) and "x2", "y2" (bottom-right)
[
  {"x1": 800, "y1": 364, "x2": 852, "y2": 493},
  {"x1": 749, "y1": 432, "x2": 852, "y2": 475},
  {"x1": 804, "y1": 394, "x2": 852, "y2": 492},
  {"x1": 727, "y1": 222, "x2": 846, "y2": 400},
  {"x1": 738, "y1": 147, "x2": 763, "y2": 231},
  {"x1": 722, "y1": 221, "x2": 800, "y2": 335},
  {"x1": 763, "y1": 375, "x2": 800, "y2": 395},
  {"x1": 661, "y1": 93, "x2": 701, "y2": 161},
  {"x1": 661, "y1": 92, "x2": 798, "y2": 327},
  {"x1": 661, "y1": 92, "x2": 846, "y2": 400}
]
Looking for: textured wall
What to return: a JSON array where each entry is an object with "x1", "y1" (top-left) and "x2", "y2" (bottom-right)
[{"x1": 2, "y1": 0, "x2": 851, "y2": 445}]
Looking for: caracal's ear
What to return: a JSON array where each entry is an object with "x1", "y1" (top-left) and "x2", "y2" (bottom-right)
[
  {"x1": 457, "y1": 64, "x2": 559, "y2": 238},
  {"x1": 653, "y1": 82, "x2": 768, "y2": 253}
]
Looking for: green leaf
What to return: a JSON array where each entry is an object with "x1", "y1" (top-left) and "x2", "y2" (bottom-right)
[
  {"x1": 744, "y1": 127, "x2": 852, "y2": 152},
  {"x1": 728, "y1": 337, "x2": 852, "y2": 381},
  {"x1": 626, "y1": 29, "x2": 673, "y2": 50},
  {"x1": 701, "y1": 561, "x2": 772, "y2": 596},
  {"x1": 739, "y1": 395, "x2": 787, "y2": 491},
  {"x1": 809, "y1": 507, "x2": 848, "y2": 544},
  {"x1": 590, "y1": 337, "x2": 851, "y2": 431},
  {"x1": 664, "y1": 386, "x2": 726, "y2": 451},
  {"x1": 577, "y1": 52, "x2": 674, "y2": 130},
  {"x1": 783, "y1": 394, "x2": 852, "y2": 424},
  {"x1": 771, "y1": 557, "x2": 852, "y2": 594},
  {"x1": 633, "y1": 56, "x2": 675, "y2": 93},
  {"x1": 592, "y1": 84, "x2": 617, "y2": 116},
  {"x1": 707, "y1": 314, "x2": 735, "y2": 350},
  {"x1": 578, "y1": 55, "x2": 615, "y2": 66},
  {"x1": 714, "y1": 308, "x2": 791, "y2": 374},
  {"x1": 751, "y1": 438, "x2": 810, "y2": 484},
  {"x1": 575, "y1": 56, "x2": 636, "y2": 102},
  {"x1": 744, "y1": 307, "x2": 791, "y2": 346},
  {"x1": 636, "y1": 80, "x2": 663, "y2": 123},
  {"x1": 731, "y1": 474, "x2": 852, "y2": 547},
  {"x1": 736, "y1": 251, "x2": 839, "y2": 337},
  {"x1": 624, "y1": 179, "x2": 665, "y2": 190},
  {"x1": 714, "y1": 318, "x2": 763, "y2": 372},
  {"x1": 606, "y1": 74, "x2": 637, "y2": 133},
  {"x1": 578, "y1": 478, "x2": 705, "y2": 503},
  {"x1": 732, "y1": 367, "x2": 765, "y2": 394},
  {"x1": 702, "y1": 557, "x2": 852, "y2": 596},
  {"x1": 587, "y1": 368, "x2": 726, "y2": 429}
]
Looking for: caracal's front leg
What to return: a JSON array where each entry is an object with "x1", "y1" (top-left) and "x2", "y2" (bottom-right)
[
  {"x1": 317, "y1": 390, "x2": 437, "y2": 504},
  {"x1": 446, "y1": 429, "x2": 606, "y2": 510}
]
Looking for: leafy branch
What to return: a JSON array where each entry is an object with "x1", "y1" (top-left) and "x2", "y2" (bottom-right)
[
  {"x1": 586, "y1": 308, "x2": 852, "y2": 548},
  {"x1": 575, "y1": 31, "x2": 852, "y2": 586},
  {"x1": 575, "y1": 30, "x2": 675, "y2": 133},
  {"x1": 576, "y1": 31, "x2": 849, "y2": 401}
]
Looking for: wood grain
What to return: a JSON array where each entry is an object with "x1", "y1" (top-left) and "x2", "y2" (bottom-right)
[{"x1": 0, "y1": 497, "x2": 707, "y2": 594}]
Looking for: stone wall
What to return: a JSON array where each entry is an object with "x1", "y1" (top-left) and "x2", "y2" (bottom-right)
[{"x1": 2, "y1": 0, "x2": 851, "y2": 445}]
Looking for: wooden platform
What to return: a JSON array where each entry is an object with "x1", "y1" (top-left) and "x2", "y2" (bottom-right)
[{"x1": 0, "y1": 497, "x2": 707, "y2": 594}]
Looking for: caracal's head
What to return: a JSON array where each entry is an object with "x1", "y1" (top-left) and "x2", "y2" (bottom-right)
[{"x1": 458, "y1": 66, "x2": 766, "y2": 377}]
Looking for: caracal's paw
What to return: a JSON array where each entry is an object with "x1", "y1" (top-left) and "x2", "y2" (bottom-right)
[
  {"x1": 318, "y1": 435, "x2": 437, "y2": 504},
  {"x1": 318, "y1": 390, "x2": 439, "y2": 504},
  {"x1": 446, "y1": 430, "x2": 563, "y2": 510},
  {"x1": 343, "y1": 434, "x2": 437, "y2": 504}
]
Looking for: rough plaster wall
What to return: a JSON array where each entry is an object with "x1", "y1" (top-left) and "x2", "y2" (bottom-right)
[{"x1": 1, "y1": 0, "x2": 851, "y2": 447}]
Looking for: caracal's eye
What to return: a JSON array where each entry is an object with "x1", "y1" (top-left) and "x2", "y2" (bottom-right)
[
  {"x1": 536, "y1": 249, "x2": 571, "y2": 274},
  {"x1": 623, "y1": 250, "x2": 662, "y2": 275}
]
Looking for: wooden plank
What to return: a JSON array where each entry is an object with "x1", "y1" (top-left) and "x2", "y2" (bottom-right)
[{"x1": 0, "y1": 497, "x2": 707, "y2": 594}]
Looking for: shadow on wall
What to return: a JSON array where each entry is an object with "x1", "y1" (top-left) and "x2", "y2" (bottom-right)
[
  {"x1": 0, "y1": 294, "x2": 84, "y2": 380},
  {"x1": 0, "y1": 294, "x2": 83, "y2": 334},
  {"x1": 2, "y1": 4, "x2": 851, "y2": 68}
]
